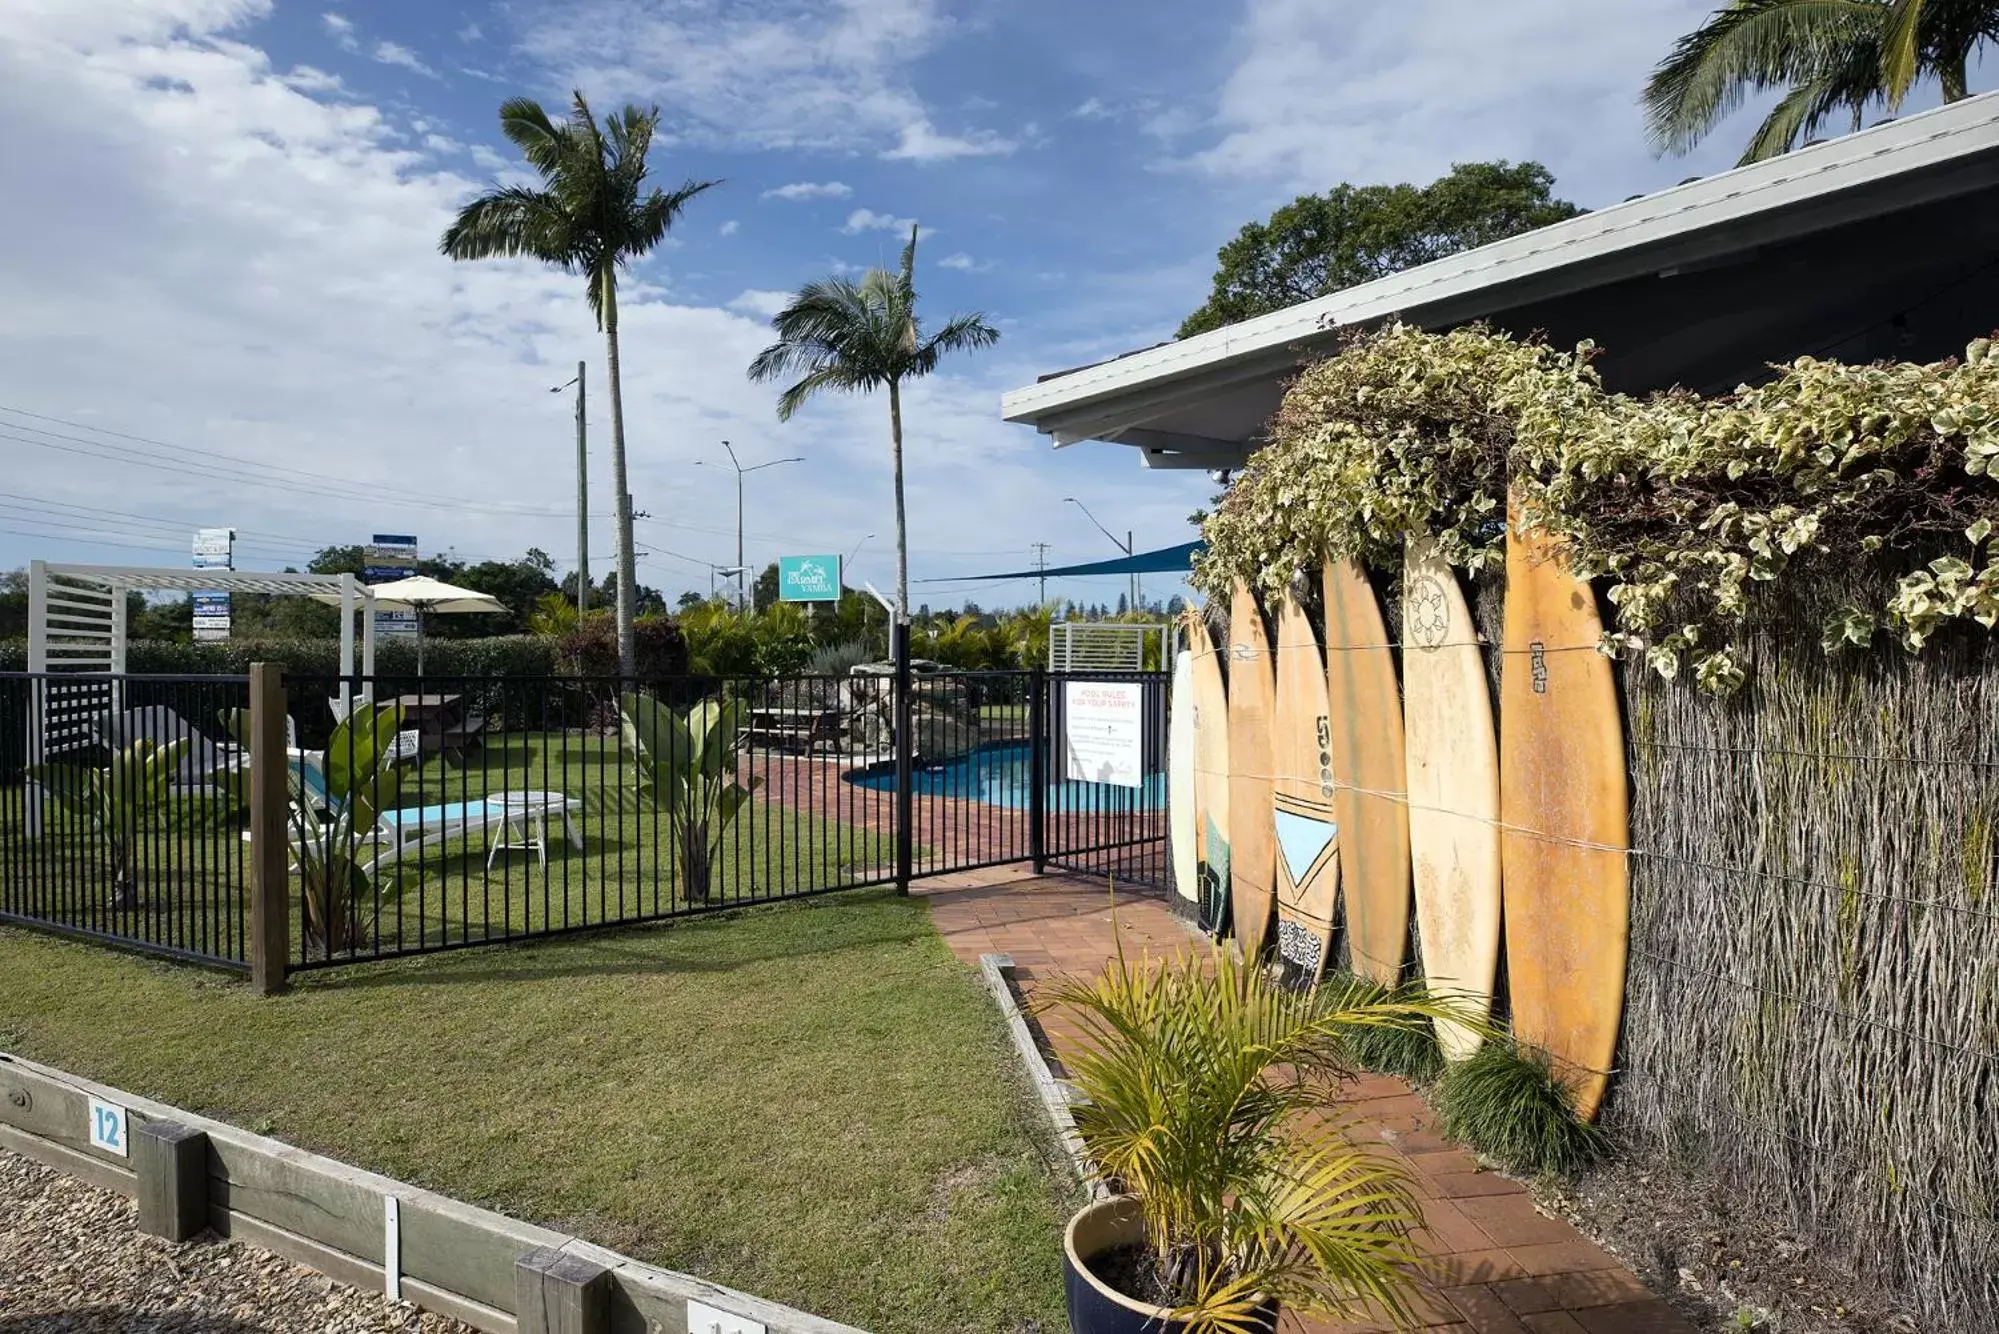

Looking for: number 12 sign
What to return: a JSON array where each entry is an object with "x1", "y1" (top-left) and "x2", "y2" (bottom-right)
[{"x1": 87, "y1": 1096, "x2": 128, "y2": 1157}]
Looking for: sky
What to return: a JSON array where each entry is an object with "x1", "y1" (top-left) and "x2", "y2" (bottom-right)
[{"x1": 0, "y1": 0, "x2": 1975, "y2": 612}]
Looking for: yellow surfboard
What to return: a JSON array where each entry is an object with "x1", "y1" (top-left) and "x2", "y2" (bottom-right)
[
  {"x1": 1499, "y1": 494, "x2": 1630, "y2": 1122},
  {"x1": 1186, "y1": 611, "x2": 1232, "y2": 937},
  {"x1": 1401, "y1": 536, "x2": 1501, "y2": 1059},
  {"x1": 1226, "y1": 581, "x2": 1276, "y2": 962},
  {"x1": 1322, "y1": 557, "x2": 1411, "y2": 985},
  {"x1": 1272, "y1": 593, "x2": 1339, "y2": 986}
]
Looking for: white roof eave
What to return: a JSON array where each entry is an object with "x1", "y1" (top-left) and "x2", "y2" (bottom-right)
[{"x1": 1001, "y1": 91, "x2": 1999, "y2": 439}]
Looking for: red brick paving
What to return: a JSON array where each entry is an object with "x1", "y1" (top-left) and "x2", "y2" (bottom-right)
[{"x1": 917, "y1": 866, "x2": 1689, "y2": 1334}]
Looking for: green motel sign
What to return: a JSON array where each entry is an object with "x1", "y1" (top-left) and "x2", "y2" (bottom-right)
[{"x1": 777, "y1": 554, "x2": 842, "y2": 603}]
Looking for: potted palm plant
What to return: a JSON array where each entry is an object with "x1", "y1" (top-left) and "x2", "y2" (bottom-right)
[{"x1": 1047, "y1": 945, "x2": 1446, "y2": 1334}]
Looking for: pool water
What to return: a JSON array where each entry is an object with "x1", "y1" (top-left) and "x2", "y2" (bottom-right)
[{"x1": 847, "y1": 741, "x2": 1167, "y2": 813}]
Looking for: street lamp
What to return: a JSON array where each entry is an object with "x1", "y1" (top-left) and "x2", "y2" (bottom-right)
[
  {"x1": 550, "y1": 364, "x2": 587, "y2": 618},
  {"x1": 848, "y1": 533, "x2": 876, "y2": 654},
  {"x1": 696, "y1": 441, "x2": 804, "y2": 609},
  {"x1": 1064, "y1": 496, "x2": 1139, "y2": 613}
]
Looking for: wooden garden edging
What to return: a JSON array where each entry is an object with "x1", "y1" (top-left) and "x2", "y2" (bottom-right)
[{"x1": 0, "y1": 1050, "x2": 866, "y2": 1334}]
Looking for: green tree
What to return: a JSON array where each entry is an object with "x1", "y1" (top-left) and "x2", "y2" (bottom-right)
[
  {"x1": 441, "y1": 93, "x2": 716, "y2": 674},
  {"x1": 1643, "y1": 0, "x2": 1995, "y2": 163},
  {"x1": 747, "y1": 226, "x2": 1000, "y2": 627},
  {"x1": 1178, "y1": 162, "x2": 1580, "y2": 338}
]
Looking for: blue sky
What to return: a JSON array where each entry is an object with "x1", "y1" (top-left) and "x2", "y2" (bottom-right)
[{"x1": 0, "y1": 0, "x2": 1979, "y2": 610}]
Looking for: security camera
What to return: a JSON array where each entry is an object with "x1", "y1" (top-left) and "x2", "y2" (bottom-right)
[{"x1": 1208, "y1": 468, "x2": 1233, "y2": 486}]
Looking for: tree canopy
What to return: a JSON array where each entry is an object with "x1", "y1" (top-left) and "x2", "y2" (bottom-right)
[{"x1": 1177, "y1": 161, "x2": 1581, "y2": 339}]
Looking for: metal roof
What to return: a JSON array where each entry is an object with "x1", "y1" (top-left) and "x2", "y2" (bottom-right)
[
  {"x1": 42, "y1": 563, "x2": 369, "y2": 597},
  {"x1": 1002, "y1": 91, "x2": 1999, "y2": 467}
]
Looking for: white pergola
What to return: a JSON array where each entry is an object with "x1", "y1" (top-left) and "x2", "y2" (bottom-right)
[{"x1": 25, "y1": 560, "x2": 379, "y2": 770}]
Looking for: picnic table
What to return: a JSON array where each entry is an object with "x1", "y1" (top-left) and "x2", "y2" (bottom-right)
[{"x1": 746, "y1": 705, "x2": 843, "y2": 753}]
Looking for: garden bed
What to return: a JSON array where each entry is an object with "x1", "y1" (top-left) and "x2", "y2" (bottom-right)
[{"x1": 0, "y1": 890, "x2": 1077, "y2": 1333}]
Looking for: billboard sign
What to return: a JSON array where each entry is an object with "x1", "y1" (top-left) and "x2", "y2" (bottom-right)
[
  {"x1": 776, "y1": 554, "x2": 841, "y2": 604},
  {"x1": 191, "y1": 528, "x2": 234, "y2": 642},
  {"x1": 366, "y1": 533, "x2": 419, "y2": 638}
]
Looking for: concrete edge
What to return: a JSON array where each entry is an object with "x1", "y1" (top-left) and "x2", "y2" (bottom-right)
[
  {"x1": 975, "y1": 951, "x2": 1105, "y2": 1200},
  {"x1": 0, "y1": 1050, "x2": 868, "y2": 1334}
]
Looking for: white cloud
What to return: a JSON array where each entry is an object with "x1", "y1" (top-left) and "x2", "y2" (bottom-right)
[
  {"x1": 518, "y1": 0, "x2": 1005, "y2": 159},
  {"x1": 321, "y1": 11, "x2": 357, "y2": 51},
  {"x1": 468, "y1": 143, "x2": 508, "y2": 173},
  {"x1": 728, "y1": 290, "x2": 793, "y2": 319},
  {"x1": 282, "y1": 64, "x2": 344, "y2": 95},
  {"x1": 457, "y1": 21, "x2": 482, "y2": 42},
  {"x1": 882, "y1": 119, "x2": 1015, "y2": 162},
  {"x1": 1179, "y1": 0, "x2": 1741, "y2": 201},
  {"x1": 1071, "y1": 96, "x2": 1113, "y2": 120},
  {"x1": 761, "y1": 181, "x2": 853, "y2": 201},
  {"x1": 841, "y1": 207, "x2": 919, "y2": 235},
  {"x1": 718, "y1": 219, "x2": 739, "y2": 236},
  {"x1": 373, "y1": 40, "x2": 438, "y2": 79},
  {"x1": 937, "y1": 252, "x2": 992, "y2": 273}
]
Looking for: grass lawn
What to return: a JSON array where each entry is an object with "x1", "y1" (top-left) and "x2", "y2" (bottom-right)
[{"x1": 0, "y1": 889, "x2": 1076, "y2": 1332}]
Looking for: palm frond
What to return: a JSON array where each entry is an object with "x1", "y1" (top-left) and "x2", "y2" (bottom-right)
[
  {"x1": 629, "y1": 177, "x2": 723, "y2": 255},
  {"x1": 1880, "y1": 0, "x2": 1930, "y2": 101},
  {"x1": 774, "y1": 365, "x2": 871, "y2": 421},
  {"x1": 1642, "y1": 0, "x2": 1887, "y2": 154},
  {"x1": 912, "y1": 312, "x2": 1001, "y2": 375},
  {"x1": 496, "y1": 97, "x2": 569, "y2": 175},
  {"x1": 1738, "y1": 72, "x2": 1863, "y2": 159},
  {"x1": 438, "y1": 186, "x2": 581, "y2": 264}
]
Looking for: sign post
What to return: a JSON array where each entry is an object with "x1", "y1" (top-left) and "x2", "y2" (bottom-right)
[
  {"x1": 191, "y1": 528, "x2": 234, "y2": 642},
  {"x1": 364, "y1": 534, "x2": 419, "y2": 639},
  {"x1": 776, "y1": 554, "x2": 842, "y2": 604}
]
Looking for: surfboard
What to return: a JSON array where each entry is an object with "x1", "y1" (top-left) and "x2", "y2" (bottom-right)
[
  {"x1": 1186, "y1": 612, "x2": 1232, "y2": 937},
  {"x1": 1401, "y1": 536, "x2": 1501, "y2": 1059},
  {"x1": 1321, "y1": 556, "x2": 1412, "y2": 986},
  {"x1": 1271, "y1": 593, "x2": 1340, "y2": 986},
  {"x1": 1499, "y1": 492, "x2": 1630, "y2": 1122},
  {"x1": 1226, "y1": 581, "x2": 1276, "y2": 962},
  {"x1": 1169, "y1": 647, "x2": 1199, "y2": 907}
]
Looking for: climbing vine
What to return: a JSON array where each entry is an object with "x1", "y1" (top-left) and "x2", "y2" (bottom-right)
[{"x1": 1192, "y1": 322, "x2": 1999, "y2": 691}]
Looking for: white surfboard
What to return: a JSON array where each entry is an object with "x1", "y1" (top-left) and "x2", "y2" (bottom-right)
[
  {"x1": 1169, "y1": 647, "x2": 1199, "y2": 904},
  {"x1": 1401, "y1": 535, "x2": 1502, "y2": 1059}
]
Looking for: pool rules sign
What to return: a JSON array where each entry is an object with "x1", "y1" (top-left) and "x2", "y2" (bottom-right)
[{"x1": 1063, "y1": 680, "x2": 1144, "y2": 788}]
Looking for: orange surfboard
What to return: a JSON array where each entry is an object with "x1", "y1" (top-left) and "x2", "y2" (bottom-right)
[
  {"x1": 1226, "y1": 582, "x2": 1276, "y2": 962},
  {"x1": 1499, "y1": 495, "x2": 1630, "y2": 1121},
  {"x1": 1322, "y1": 557, "x2": 1412, "y2": 985},
  {"x1": 1272, "y1": 594, "x2": 1339, "y2": 986}
]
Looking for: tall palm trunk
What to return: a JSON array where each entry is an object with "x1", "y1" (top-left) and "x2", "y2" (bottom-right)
[
  {"x1": 889, "y1": 378, "x2": 909, "y2": 625},
  {"x1": 602, "y1": 268, "x2": 638, "y2": 674}
]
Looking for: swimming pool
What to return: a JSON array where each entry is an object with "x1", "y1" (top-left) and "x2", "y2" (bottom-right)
[{"x1": 846, "y1": 741, "x2": 1167, "y2": 813}]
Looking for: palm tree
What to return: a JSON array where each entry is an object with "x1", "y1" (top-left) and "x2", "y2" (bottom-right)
[
  {"x1": 746, "y1": 226, "x2": 999, "y2": 627},
  {"x1": 1643, "y1": 0, "x2": 1996, "y2": 163},
  {"x1": 441, "y1": 93, "x2": 716, "y2": 674}
]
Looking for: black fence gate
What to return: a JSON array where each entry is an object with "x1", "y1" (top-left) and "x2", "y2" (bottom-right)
[{"x1": 0, "y1": 656, "x2": 1171, "y2": 982}]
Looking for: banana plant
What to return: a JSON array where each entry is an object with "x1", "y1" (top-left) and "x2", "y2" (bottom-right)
[
  {"x1": 619, "y1": 692, "x2": 762, "y2": 904},
  {"x1": 219, "y1": 700, "x2": 406, "y2": 952},
  {"x1": 29, "y1": 737, "x2": 192, "y2": 910}
]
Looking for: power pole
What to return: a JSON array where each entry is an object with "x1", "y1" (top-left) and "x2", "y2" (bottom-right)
[
  {"x1": 573, "y1": 361, "x2": 588, "y2": 619},
  {"x1": 1030, "y1": 542, "x2": 1052, "y2": 606}
]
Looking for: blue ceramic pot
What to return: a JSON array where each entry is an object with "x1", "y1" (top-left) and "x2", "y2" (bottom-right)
[{"x1": 1062, "y1": 1195, "x2": 1277, "y2": 1334}]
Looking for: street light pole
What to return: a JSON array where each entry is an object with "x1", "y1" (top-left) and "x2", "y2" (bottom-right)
[
  {"x1": 699, "y1": 442, "x2": 804, "y2": 611},
  {"x1": 550, "y1": 364, "x2": 587, "y2": 618},
  {"x1": 848, "y1": 531, "x2": 875, "y2": 655},
  {"x1": 1064, "y1": 497, "x2": 1137, "y2": 614}
]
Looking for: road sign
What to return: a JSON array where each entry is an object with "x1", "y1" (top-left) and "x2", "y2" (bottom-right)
[
  {"x1": 777, "y1": 554, "x2": 841, "y2": 603},
  {"x1": 367, "y1": 534, "x2": 419, "y2": 638},
  {"x1": 192, "y1": 529, "x2": 234, "y2": 641}
]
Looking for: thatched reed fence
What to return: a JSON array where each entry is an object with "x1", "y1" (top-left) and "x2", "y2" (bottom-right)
[{"x1": 1610, "y1": 581, "x2": 1999, "y2": 1330}]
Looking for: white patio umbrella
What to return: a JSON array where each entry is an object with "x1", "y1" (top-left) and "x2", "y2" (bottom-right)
[{"x1": 318, "y1": 575, "x2": 504, "y2": 674}]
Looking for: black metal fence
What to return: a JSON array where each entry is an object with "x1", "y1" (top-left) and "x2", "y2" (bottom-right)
[{"x1": 0, "y1": 661, "x2": 1171, "y2": 979}]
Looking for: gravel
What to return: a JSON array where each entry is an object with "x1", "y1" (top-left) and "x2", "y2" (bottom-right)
[{"x1": 0, "y1": 1147, "x2": 476, "y2": 1334}]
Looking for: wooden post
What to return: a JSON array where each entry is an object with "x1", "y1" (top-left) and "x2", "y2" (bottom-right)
[
  {"x1": 248, "y1": 662, "x2": 290, "y2": 995},
  {"x1": 134, "y1": 1121, "x2": 209, "y2": 1241},
  {"x1": 516, "y1": 1247, "x2": 612, "y2": 1334}
]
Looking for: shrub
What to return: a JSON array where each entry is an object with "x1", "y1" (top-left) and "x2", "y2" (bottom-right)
[
  {"x1": 1319, "y1": 970, "x2": 1446, "y2": 1084},
  {"x1": 555, "y1": 615, "x2": 691, "y2": 679},
  {"x1": 1432, "y1": 1038, "x2": 1608, "y2": 1177}
]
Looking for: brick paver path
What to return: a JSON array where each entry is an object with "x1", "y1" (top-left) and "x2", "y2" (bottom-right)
[{"x1": 918, "y1": 867, "x2": 1690, "y2": 1334}]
